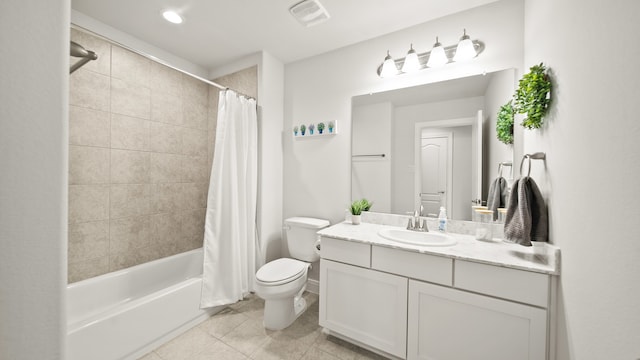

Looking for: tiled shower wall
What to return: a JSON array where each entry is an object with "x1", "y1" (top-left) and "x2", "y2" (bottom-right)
[{"x1": 68, "y1": 29, "x2": 219, "y2": 283}]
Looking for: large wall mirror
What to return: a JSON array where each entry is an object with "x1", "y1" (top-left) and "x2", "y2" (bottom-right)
[{"x1": 351, "y1": 69, "x2": 517, "y2": 221}]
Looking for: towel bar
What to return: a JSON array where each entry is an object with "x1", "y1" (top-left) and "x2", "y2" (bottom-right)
[{"x1": 520, "y1": 152, "x2": 546, "y2": 177}]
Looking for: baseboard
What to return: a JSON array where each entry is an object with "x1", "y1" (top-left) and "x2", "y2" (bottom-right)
[{"x1": 306, "y1": 279, "x2": 319, "y2": 294}]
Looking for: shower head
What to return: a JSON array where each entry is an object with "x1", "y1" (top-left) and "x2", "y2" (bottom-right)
[
  {"x1": 70, "y1": 41, "x2": 97, "y2": 59},
  {"x1": 69, "y1": 41, "x2": 98, "y2": 74}
]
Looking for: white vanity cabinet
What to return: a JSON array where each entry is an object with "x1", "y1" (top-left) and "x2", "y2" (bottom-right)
[
  {"x1": 319, "y1": 234, "x2": 557, "y2": 360},
  {"x1": 319, "y1": 238, "x2": 408, "y2": 358}
]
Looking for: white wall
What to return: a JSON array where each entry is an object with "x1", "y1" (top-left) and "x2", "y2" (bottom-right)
[
  {"x1": 0, "y1": 0, "x2": 68, "y2": 358},
  {"x1": 284, "y1": 0, "x2": 525, "y2": 228},
  {"x1": 352, "y1": 102, "x2": 393, "y2": 213},
  {"x1": 523, "y1": 1, "x2": 640, "y2": 358}
]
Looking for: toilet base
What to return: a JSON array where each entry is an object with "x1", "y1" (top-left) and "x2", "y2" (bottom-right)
[{"x1": 263, "y1": 288, "x2": 307, "y2": 330}]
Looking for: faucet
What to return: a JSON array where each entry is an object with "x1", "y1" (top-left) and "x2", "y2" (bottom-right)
[{"x1": 407, "y1": 206, "x2": 429, "y2": 232}]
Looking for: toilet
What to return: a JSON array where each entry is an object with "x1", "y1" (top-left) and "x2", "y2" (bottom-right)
[{"x1": 254, "y1": 217, "x2": 329, "y2": 330}]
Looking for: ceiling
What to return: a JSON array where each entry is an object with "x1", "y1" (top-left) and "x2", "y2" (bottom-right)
[{"x1": 71, "y1": 0, "x2": 497, "y2": 71}]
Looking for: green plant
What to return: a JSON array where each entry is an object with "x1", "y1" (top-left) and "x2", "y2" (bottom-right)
[
  {"x1": 496, "y1": 100, "x2": 514, "y2": 145},
  {"x1": 317, "y1": 122, "x2": 325, "y2": 133},
  {"x1": 293, "y1": 126, "x2": 299, "y2": 135},
  {"x1": 514, "y1": 63, "x2": 552, "y2": 129},
  {"x1": 328, "y1": 121, "x2": 335, "y2": 132},
  {"x1": 300, "y1": 124, "x2": 306, "y2": 135},
  {"x1": 350, "y1": 198, "x2": 373, "y2": 215}
]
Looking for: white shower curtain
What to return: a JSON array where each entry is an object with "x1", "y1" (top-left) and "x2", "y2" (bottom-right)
[{"x1": 200, "y1": 90, "x2": 259, "y2": 308}]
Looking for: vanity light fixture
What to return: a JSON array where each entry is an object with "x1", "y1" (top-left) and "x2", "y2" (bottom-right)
[
  {"x1": 426, "y1": 37, "x2": 448, "y2": 68},
  {"x1": 376, "y1": 29, "x2": 484, "y2": 77},
  {"x1": 453, "y1": 29, "x2": 476, "y2": 62},
  {"x1": 162, "y1": 10, "x2": 183, "y2": 24},
  {"x1": 401, "y1": 44, "x2": 421, "y2": 73},
  {"x1": 380, "y1": 50, "x2": 399, "y2": 78}
]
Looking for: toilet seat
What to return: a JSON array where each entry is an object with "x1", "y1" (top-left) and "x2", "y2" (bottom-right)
[{"x1": 256, "y1": 258, "x2": 307, "y2": 286}]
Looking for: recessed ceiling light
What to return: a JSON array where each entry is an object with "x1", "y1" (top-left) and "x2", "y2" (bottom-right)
[{"x1": 162, "y1": 10, "x2": 183, "y2": 24}]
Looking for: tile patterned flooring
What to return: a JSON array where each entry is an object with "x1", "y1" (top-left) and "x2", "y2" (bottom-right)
[{"x1": 139, "y1": 292, "x2": 389, "y2": 360}]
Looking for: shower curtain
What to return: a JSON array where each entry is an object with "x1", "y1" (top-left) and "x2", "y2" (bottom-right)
[{"x1": 200, "y1": 90, "x2": 259, "y2": 308}]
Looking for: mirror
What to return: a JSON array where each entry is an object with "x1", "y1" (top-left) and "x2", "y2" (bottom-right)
[{"x1": 351, "y1": 69, "x2": 516, "y2": 221}]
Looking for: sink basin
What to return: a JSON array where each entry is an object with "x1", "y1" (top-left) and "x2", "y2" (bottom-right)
[{"x1": 378, "y1": 228, "x2": 457, "y2": 247}]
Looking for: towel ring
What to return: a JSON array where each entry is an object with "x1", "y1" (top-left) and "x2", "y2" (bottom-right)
[
  {"x1": 520, "y1": 152, "x2": 546, "y2": 177},
  {"x1": 498, "y1": 162, "x2": 512, "y2": 178}
]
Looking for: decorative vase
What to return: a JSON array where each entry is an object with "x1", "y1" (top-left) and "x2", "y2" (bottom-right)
[{"x1": 351, "y1": 214, "x2": 361, "y2": 225}]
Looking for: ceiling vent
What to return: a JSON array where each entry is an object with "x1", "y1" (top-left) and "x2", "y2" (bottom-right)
[{"x1": 289, "y1": 0, "x2": 330, "y2": 27}]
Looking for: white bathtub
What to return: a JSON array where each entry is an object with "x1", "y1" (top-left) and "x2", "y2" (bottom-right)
[{"x1": 67, "y1": 248, "x2": 220, "y2": 360}]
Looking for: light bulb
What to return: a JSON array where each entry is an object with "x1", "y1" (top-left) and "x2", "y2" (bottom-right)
[
  {"x1": 401, "y1": 44, "x2": 421, "y2": 73},
  {"x1": 453, "y1": 29, "x2": 476, "y2": 62},
  {"x1": 162, "y1": 10, "x2": 183, "y2": 24},
  {"x1": 426, "y1": 37, "x2": 448, "y2": 68},
  {"x1": 380, "y1": 51, "x2": 399, "y2": 78}
]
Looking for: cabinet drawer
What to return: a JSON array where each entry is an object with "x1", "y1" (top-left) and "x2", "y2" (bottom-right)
[
  {"x1": 372, "y1": 246, "x2": 453, "y2": 286},
  {"x1": 320, "y1": 236, "x2": 371, "y2": 268},
  {"x1": 455, "y1": 260, "x2": 550, "y2": 307}
]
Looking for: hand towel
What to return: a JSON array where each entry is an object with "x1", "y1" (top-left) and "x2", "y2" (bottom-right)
[
  {"x1": 504, "y1": 176, "x2": 548, "y2": 246},
  {"x1": 487, "y1": 177, "x2": 507, "y2": 220}
]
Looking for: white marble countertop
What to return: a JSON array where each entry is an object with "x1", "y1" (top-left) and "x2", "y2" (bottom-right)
[{"x1": 317, "y1": 221, "x2": 560, "y2": 275}]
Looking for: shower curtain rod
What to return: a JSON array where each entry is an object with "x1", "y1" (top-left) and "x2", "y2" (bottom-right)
[{"x1": 70, "y1": 24, "x2": 256, "y2": 100}]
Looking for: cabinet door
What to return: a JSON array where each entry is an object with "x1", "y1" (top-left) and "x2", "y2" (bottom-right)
[
  {"x1": 408, "y1": 280, "x2": 547, "y2": 360},
  {"x1": 319, "y1": 259, "x2": 408, "y2": 359}
]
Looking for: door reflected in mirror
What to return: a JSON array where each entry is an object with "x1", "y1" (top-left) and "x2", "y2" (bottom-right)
[{"x1": 351, "y1": 69, "x2": 517, "y2": 220}]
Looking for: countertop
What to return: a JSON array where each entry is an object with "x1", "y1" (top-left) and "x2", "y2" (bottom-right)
[{"x1": 317, "y1": 221, "x2": 560, "y2": 275}]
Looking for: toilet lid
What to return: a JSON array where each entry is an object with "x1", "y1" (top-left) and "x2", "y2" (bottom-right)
[{"x1": 256, "y1": 258, "x2": 307, "y2": 284}]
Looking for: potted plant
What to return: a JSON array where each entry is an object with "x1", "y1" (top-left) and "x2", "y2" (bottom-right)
[
  {"x1": 300, "y1": 124, "x2": 306, "y2": 136},
  {"x1": 308, "y1": 124, "x2": 315, "y2": 135},
  {"x1": 293, "y1": 125, "x2": 299, "y2": 136},
  {"x1": 349, "y1": 198, "x2": 372, "y2": 225},
  {"x1": 328, "y1": 121, "x2": 335, "y2": 133},
  {"x1": 317, "y1": 122, "x2": 325, "y2": 134},
  {"x1": 496, "y1": 100, "x2": 514, "y2": 145},
  {"x1": 513, "y1": 63, "x2": 552, "y2": 129}
]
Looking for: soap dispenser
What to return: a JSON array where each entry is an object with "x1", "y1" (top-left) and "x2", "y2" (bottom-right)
[{"x1": 437, "y1": 207, "x2": 448, "y2": 232}]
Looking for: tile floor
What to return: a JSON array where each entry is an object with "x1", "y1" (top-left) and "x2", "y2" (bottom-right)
[{"x1": 139, "y1": 292, "x2": 389, "y2": 360}]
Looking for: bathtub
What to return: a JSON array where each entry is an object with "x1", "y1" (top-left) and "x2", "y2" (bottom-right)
[{"x1": 67, "y1": 248, "x2": 220, "y2": 360}]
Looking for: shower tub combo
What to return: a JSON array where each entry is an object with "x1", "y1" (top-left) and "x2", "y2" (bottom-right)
[{"x1": 67, "y1": 248, "x2": 219, "y2": 360}]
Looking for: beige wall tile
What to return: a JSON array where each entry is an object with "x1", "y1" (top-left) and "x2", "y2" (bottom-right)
[
  {"x1": 207, "y1": 130, "x2": 216, "y2": 174},
  {"x1": 183, "y1": 75, "x2": 209, "y2": 107},
  {"x1": 110, "y1": 184, "x2": 151, "y2": 219},
  {"x1": 150, "y1": 183, "x2": 183, "y2": 213},
  {"x1": 183, "y1": 99, "x2": 208, "y2": 130},
  {"x1": 150, "y1": 212, "x2": 182, "y2": 246},
  {"x1": 109, "y1": 248, "x2": 154, "y2": 272},
  {"x1": 111, "y1": 46, "x2": 150, "y2": 88},
  {"x1": 109, "y1": 215, "x2": 151, "y2": 253},
  {"x1": 110, "y1": 149, "x2": 150, "y2": 184},
  {"x1": 182, "y1": 208, "x2": 206, "y2": 244},
  {"x1": 69, "y1": 105, "x2": 110, "y2": 147},
  {"x1": 150, "y1": 153, "x2": 183, "y2": 183},
  {"x1": 70, "y1": 69, "x2": 110, "y2": 112},
  {"x1": 68, "y1": 220, "x2": 109, "y2": 263},
  {"x1": 183, "y1": 127, "x2": 208, "y2": 156},
  {"x1": 182, "y1": 182, "x2": 207, "y2": 210},
  {"x1": 150, "y1": 62, "x2": 182, "y2": 96},
  {"x1": 68, "y1": 256, "x2": 110, "y2": 283},
  {"x1": 151, "y1": 90, "x2": 184, "y2": 126},
  {"x1": 70, "y1": 28, "x2": 111, "y2": 76},
  {"x1": 182, "y1": 155, "x2": 208, "y2": 183},
  {"x1": 69, "y1": 185, "x2": 110, "y2": 223},
  {"x1": 69, "y1": 145, "x2": 110, "y2": 185},
  {"x1": 149, "y1": 122, "x2": 183, "y2": 154},
  {"x1": 214, "y1": 66, "x2": 258, "y2": 99},
  {"x1": 111, "y1": 113, "x2": 150, "y2": 151},
  {"x1": 111, "y1": 77, "x2": 151, "y2": 119}
]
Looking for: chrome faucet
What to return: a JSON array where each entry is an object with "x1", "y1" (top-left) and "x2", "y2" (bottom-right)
[{"x1": 407, "y1": 206, "x2": 429, "y2": 232}]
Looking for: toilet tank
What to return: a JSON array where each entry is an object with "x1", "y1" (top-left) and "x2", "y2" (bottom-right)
[{"x1": 284, "y1": 217, "x2": 330, "y2": 262}]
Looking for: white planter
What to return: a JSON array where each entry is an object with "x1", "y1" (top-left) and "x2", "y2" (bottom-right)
[{"x1": 351, "y1": 215, "x2": 361, "y2": 225}]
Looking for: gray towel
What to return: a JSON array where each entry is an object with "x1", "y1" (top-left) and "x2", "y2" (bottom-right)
[
  {"x1": 504, "y1": 176, "x2": 548, "y2": 246},
  {"x1": 487, "y1": 177, "x2": 508, "y2": 220}
]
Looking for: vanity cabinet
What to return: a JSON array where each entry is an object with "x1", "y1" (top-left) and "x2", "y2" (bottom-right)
[{"x1": 319, "y1": 234, "x2": 556, "y2": 360}]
